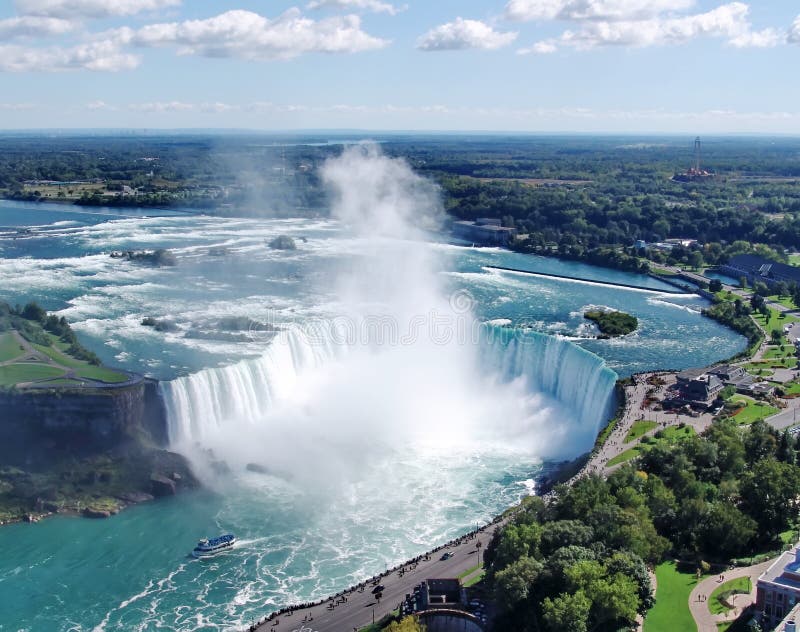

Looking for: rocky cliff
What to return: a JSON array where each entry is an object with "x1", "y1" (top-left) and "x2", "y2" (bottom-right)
[{"x1": 0, "y1": 380, "x2": 197, "y2": 524}]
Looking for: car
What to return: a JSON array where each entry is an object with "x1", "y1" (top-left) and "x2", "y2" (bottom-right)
[
  {"x1": 440, "y1": 552, "x2": 454, "y2": 561},
  {"x1": 371, "y1": 585, "x2": 385, "y2": 594}
]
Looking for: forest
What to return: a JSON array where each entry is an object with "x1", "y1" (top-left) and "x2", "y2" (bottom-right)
[
  {"x1": 2, "y1": 133, "x2": 800, "y2": 268},
  {"x1": 486, "y1": 418, "x2": 800, "y2": 632}
]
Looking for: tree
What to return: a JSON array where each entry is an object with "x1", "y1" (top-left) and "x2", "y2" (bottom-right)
[
  {"x1": 709, "y1": 278, "x2": 723, "y2": 293},
  {"x1": 698, "y1": 502, "x2": 757, "y2": 558},
  {"x1": 751, "y1": 293, "x2": 766, "y2": 313},
  {"x1": 539, "y1": 520, "x2": 594, "y2": 556},
  {"x1": 542, "y1": 591, "x2": 591, "y2": 632},
  {"x1": 493, "y1": 556, "x2": 544, "y2": 611},
  {"x1": 688, "y1": 251, "x2": 704, "y2": 270},
  {"x1": 741, "y1": 458, "x2": 800, "y2": 539},
  {"x1": 385, "y1": 617, "x2": 426, "y2": 632},
  {"x1": 21, "y1": 302, "x2": 46, "y2": 323}
]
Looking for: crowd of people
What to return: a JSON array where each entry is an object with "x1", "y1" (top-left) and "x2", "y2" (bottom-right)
[{"x1": 247, "y1": 516, "x2": 503, "y2": 631}]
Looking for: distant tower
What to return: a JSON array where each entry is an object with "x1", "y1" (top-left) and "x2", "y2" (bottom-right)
[{"x1": 694, "y1": 136, "x2": 702, "y2": 172}]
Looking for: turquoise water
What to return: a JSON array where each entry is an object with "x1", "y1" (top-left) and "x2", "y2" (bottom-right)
[{"x1": 0, "y1": 201, "x2": 746, "y2": 631}]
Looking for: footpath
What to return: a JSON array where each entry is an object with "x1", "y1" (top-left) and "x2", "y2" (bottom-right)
[
  {"x1": 689, "y1": 561, "x2": 773, "y2": 632},
  {"x1": 252, "y1": 520, "x2": 502, "y2": 632}
]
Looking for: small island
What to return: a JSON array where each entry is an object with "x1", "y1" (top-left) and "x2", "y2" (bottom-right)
[
  {"x1": 584, "y1": 309, "x2": 638, "y2": 337},
  {"x1": 110, "y1": 248, "x2": 177, "y2": 266}
]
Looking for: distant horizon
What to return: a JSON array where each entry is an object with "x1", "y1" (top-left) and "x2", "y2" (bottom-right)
[{"x1": 2, "y1": 128, "x2": 800, "y2": 139}]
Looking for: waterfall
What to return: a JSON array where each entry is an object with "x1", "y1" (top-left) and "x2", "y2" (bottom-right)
[
  {"x1": 160, "y1": 321, "x2": 618, "y2": 456},
  {"x1": 479, "y1": 325, "x2": 618, "y2": 439}
]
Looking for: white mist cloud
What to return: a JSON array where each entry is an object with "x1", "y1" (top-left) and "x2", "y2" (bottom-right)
[
  {"x1": 14, "y1": 0, "x2": 182, "y2": 19},
  {"x1": 417, "y1": 18, "x2": 518, "y2": 51},
  {"x1": 306, "y1": 0, "x2": 406, "y2": 16},
  {"x1": 109, "y1": 8, "x2": 389, "y2": 61},
  {"x1": 173, "y1": 145, "x2": 578, "y2": 498},
  {"x1": 321, "y1": 143, "x2": 442, "y2": 238}
]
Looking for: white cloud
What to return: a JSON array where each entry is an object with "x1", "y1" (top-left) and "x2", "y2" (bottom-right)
[
  {"x1": 519, "y1": 2, "x2": 780, "y2": 52},
  {"x1": 560, "y1": 3, "x2": 749, "y2": 47},
  {"x1": 86, "y1": 99, "x2": 110, "y2": 109},
  {"x1": 112, "y1": 8, "x2": 389, "y2": 60},
  {"x1": 0, "y1": 16, "x2": 77, "y2": 40},
  {"x1": 14, "y1": 0, "x2": 182, "y2": 19},
  {"x1": 788, "y1": 15, "x2": 800, "y2": 44},
  {"x1": 417, "y1": 18, "x2": 517, "y2": 51},
  {"x1": 505, "y1": 0, "x2": 695, "y2": 22},
  {"x1": 518, "y1": 40, "x2": 557, "y2": 54},
  {"x1": 0, "y1": 40, "x2": 138, "y2": 72},
  {"x1": 729, "y1": 27, "x2": 783, "y2": 48},
  {"x1": 306, "y1": 0, "x2": 406, "y2": 16},
  {"x1": 0, "y1": 102, "x2": 37, "y2": 110},
  {"x1": 128, "y1": 101, "x2": 194, "y2": 112}
]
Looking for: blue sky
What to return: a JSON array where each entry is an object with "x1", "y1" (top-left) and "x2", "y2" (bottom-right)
[{"x1": 0, "y1": 0, "x2": 798, "y2": 132}]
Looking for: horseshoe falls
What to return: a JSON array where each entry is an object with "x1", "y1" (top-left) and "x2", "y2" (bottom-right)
[{"x1": 161, "y1": 323, "x2": 617, "y2": 462}]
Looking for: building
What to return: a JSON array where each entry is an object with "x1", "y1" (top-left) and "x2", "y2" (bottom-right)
[
  {"x1": 708, "y1": 364, "x2": 758, "y2": 393},
  {"x1": 775, "y1": 600, "x2": 800, "y2": 631},
  {"x1": 756, "y1": 546, "x2": 800, "y2": 628},
  {"x1": 420, "y1": 579, "x2": 467, "y2": 610},
  {"x1": 721, "y1": 254, "x2": 800, "y2": 289},
  {"x1": 675, "y1": 368, "x2": 725, "y2": 406},
  {"x1": 452, "y1": 218, "x2": 516, "y2": 246}
]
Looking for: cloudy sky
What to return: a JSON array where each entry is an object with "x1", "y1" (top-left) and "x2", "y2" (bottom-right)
[{"x1": 0, "y1": 0, "x2": 798, "y2": 132}]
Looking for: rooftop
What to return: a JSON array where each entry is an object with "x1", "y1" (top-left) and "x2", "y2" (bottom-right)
[{"x1": 760, "y1": 547, "x2": 800, "y2": 587}]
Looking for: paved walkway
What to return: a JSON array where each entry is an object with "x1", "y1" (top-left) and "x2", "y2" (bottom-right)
[
  {"x1": 252, "y1": 520, "x2": 504, "y2": 632},
  {"x1": 688, "y1": 561, "x2": 772, "y2": 632}
]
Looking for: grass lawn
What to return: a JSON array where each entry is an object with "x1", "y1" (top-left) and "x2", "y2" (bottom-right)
[
  {"x1": 33, "y1": 339, "x2": 128, "y2": 383},
  {"x1": 768, "y1": 294, "x2": 798, "y2": 310},
  {"x1": 714, "y1": 290, "x2": 737, "y2": 303},
  {"x1": 742, "y1": 362, "x2": 774, "y2": 377},
  {"x1": 462, "y1": 570, "x2": 485, "y2": 588},
  {"x1": 457, "y1": 562, "x2": 482, "y2": 579},
  {"x1": 625, "y1": 420, "x2": 658, "y2": 443},
  {"x1": 608, "y1": 447, "x2": 642, "y2": 467},
  {"x1": 650, "y1": 265, "x2": 678, "y2": 276},
  {"x1": 709, "y1": 577, "x2": 751, "y2": 615},
  {"x1": 658, "y1": 425, "x2": 696, "y2": 441},
  {"x1": 761, "y1": 346, "x2": 798, "y2": 368},
  {"x1": 644, "y1": 562, "x2": 699, "y2": 632},
  {"x1": 752, "y1": 308, "x2": 800, "y2": 336},
  {"x1": 729, "y1": 395, "x2": 779, "y2": 424},
  {"x1": 34, "y1": 340, "x2": 90, "y2": 368},
  {"x1": 608, "y1": 426, "x2": 696, "y2": 467},
  {"x1": 0, "y1": 363, "x2": 65, "y2": 386},
  {"x1": 790, "y1": 254, "x2": 800, "y2": 267},
  {"x1": 73, "y1": 365, "x2": 128, "y2": 383},
  {"x1": 781, "y1": 382, "x2": 800, "y2": 396},
  {"x1": 0, "y1": 332, "x2": 25, "y2": 362}
]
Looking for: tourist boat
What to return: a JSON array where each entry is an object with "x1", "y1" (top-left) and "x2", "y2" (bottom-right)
[{"x1": 191, "y1": 534, "x2": 236, "y2": 558}]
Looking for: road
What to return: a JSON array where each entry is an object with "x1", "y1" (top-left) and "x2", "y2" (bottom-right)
[{"x1": 252, "y1": 522, "x2": 501, "y2": 632}]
